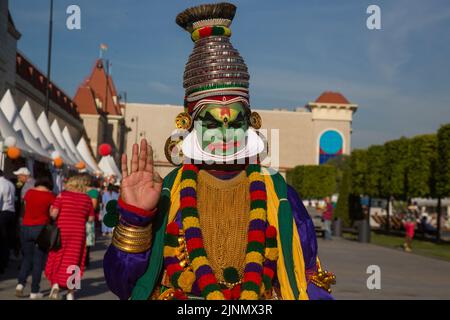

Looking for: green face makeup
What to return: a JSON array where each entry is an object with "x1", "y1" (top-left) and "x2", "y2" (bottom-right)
[{"x1": 195, "y1": 102, "x2": 249, "y2": 156}]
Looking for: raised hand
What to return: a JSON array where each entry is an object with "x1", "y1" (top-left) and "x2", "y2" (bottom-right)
[{"x1": 120, "y1": 139, "x2": 162, "y2": 211}]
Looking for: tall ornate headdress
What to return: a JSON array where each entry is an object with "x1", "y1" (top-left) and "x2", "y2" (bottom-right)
[
  {"x1": 176, "y1": 2, "x2": 250, "y2": 119},
  {"x1": 165, "y1": 2, "x2": 264, "y2": 165}
]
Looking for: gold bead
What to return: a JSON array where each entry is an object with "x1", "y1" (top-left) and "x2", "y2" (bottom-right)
[
  {"x1": 175, "y1": 112, "x2": 192, "y2": 129},
  {"x1": 249, "y1": 111, "x2": 262, "y2": 129}
]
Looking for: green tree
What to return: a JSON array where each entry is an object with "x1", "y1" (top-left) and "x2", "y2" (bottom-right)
[
  {"x1": 334, "y1": 162, "x2": 351, "y2": 227},
  {"x1": 407, "y1": 134, "x2": 437, "y2": 198},
  {"x1": 350, "y1": 149, "x2": 368, "y2": 195},
  {"x1": 381, "y1": 137, "x2": 410, "y2": 199},
  {"x1": 325, "y1": 154, "x2": 350, "y2": 193},
  {"x1": 286, "y1": 165, "x2": 336, "y2": 200},
  {"x1": 366, "y1": 145, "x2": 384, "y2": 199},
  {"x1": 380, "y1": 137, "x2": 410, "y2": 232},
  {"x1": 436, "y1": 124, "x2": 450, "y2": 241}
]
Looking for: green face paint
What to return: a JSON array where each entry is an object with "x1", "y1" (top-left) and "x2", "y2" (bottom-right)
[{"x1": 195, "y1": 102, "x2": 249, "y2": 156}]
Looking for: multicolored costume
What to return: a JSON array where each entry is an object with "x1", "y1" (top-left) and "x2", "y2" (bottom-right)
[{"x1": 103, "y1": 2, "x2": 335, "y2": 300}]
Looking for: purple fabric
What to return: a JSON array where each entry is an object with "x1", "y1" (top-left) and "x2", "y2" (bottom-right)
[
  {"x1": 307, "y1": 282, "x2": 334, "y2": 300},
  {"x1": 287, "y1": 184, "x2": 335, "y2": 299},
  {"x1": 119, "y1": 205, "x2": 154, "y2": 227},
  {"x1": 103, "y1": 245, "x2": 151, "y2": 300},
  {"x1": 287, "y1": 184, "x2": 318, "y2": 270}
]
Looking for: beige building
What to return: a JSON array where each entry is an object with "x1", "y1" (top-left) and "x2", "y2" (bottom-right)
[{"x1": 124, "y1": 91, "x2": 358, "y2": 177}]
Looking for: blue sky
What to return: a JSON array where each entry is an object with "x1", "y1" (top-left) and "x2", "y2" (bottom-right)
[{"x1": 9, "y1": 0, "x2": 450, "y2": 149}]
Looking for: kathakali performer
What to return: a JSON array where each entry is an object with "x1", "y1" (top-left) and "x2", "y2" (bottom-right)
[{"x1": 103, "y1": 2, "x2": 335, "y2": 300}]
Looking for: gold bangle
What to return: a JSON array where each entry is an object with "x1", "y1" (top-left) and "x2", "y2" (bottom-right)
[
  {"x1": 117, "y1": 222, "x2": 153, "y2": 233},
  {"x1": 112, "y1": 236, "x2": 152, "y2": 253},
  {"x1": 113, "y1": 229, "x2": 152, "y2": 245},
  {"x1": 111, "y1": 222, "x2": 153, "y2": 253},
  {"x1": 113, "y1": 234, "x2": 152, "y2": 247},
  {"x1": 114, "y1": 228, "x2": 152, "y2": 240}
]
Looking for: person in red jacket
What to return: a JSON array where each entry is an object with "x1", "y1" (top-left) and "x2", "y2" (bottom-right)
[{"x1": 15, "y1": 177, "x2": 55, "y2": 299}]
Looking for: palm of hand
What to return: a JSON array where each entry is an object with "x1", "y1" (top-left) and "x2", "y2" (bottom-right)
[
  {"x1": 121, "y1": 171, "x2": 160, "y2": 211},
  {"x1": 120, "y1": 139, "x2": 163, "y2": 211}
]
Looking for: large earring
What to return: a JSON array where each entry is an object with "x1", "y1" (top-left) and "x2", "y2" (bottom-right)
[
  {"x1": 175, "y1": 112, "x2": 192, "y2": 130},
  {"x1": 249, "y1": 111, "x2": 262, "y2": 129},
  {"x1": 164, "y1": 130, "x2": 186, "y2": 166}
]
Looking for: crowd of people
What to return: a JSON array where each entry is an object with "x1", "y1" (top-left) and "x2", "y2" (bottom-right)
[{"x1": 0, "y1": 167, "x2": 119, "y2": 300}]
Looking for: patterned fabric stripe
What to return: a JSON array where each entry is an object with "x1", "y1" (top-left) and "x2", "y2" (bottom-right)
[{"x1": 191, "y1": 26, "x2": 231, "y2": 42}]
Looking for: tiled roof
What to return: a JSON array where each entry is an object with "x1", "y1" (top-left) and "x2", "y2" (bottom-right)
[
  {"x1": 75, "y1": 59, "x2": 123, "y2": 116},
  {"x1": 73, "y1": 85, "x2": 98, "y2": 115},
  {"x1": 315, "y1": 91, "x2": 350, "y2": 104}
]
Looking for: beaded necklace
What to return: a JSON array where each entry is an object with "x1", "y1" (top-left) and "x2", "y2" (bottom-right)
[{"x1": 163, "y1": 164, "x2": 278, "y2": 300}]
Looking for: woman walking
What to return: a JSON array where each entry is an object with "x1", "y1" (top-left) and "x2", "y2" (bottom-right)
[
  {"x1": 45, "y1": 174, "x2": 94, "y2": 300},
  {"x1": 15, "y1": 177, "x2": 55, "y2": 299}
]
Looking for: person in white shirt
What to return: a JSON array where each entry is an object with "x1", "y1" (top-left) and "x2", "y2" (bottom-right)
[
  {"x1": 13, "y1": 167, "x2": 35, "y2": 201},
  {"x1": 0, "y1": 169, "x2": 16, "y2": 274}
]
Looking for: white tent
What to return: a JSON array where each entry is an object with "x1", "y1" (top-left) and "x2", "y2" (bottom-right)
[
  {"x1": 98, "y1": 155, "x2": 121, "y2": 180},
  {"x1": 20, "y1": 101, "x2": 52, "y2": 153},
  {"x1": 0, "y1": 91, "x2": 50, "y2": 160},
  {"x1": 76, "y1": 137, "x2": 102, "y2": 174},
  {"x1": 37, "y1": 112, "x2": 75, "y2": 166},
  {"x1": 50, "y1": 120, "x2": 80, "y2": 165},
  {"x1": 62, "y1": 127, "x2": 96, "y2": 173},
  {"x1": 0, "y1": 90, "x2": 34, "y2": 156}
]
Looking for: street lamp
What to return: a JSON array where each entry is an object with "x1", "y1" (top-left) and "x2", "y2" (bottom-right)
[{"x1": 45, "y1": 0, "x2": 54, "y2": 116}]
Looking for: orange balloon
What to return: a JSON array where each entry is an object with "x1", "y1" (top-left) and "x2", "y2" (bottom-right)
[
  {"x1": 54, "y1": 157, "x2": 64, "y2": 168},
  {"x1": 76, "y1": 161, "x2": 86, "y2": 170},
  {"x1": 6, "y1": 147, "x2": 21, "y2": 160}
]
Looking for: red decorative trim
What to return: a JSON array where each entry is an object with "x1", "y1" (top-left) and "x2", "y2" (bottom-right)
[{"x1": 118, "y1": 198, "x2": 157, "y2": 217}]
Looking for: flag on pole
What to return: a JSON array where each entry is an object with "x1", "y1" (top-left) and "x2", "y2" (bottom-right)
[{"x1": 99, "y1": 43, "x2": 108, "y2": 58}]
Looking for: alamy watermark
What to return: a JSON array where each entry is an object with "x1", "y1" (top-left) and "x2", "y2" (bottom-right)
[
  {"x1": 66, "y1": 265, "x2": 81, "y2": 290},
  {"x1": 66, "y1": 5, "x2": 81, "y2": 30},
  {"x1": 366, "y1": 265, "x2": 381, "y2": 290},
  {"x1": 367, "y1": 5, "x2": 381, "y2": 30}
]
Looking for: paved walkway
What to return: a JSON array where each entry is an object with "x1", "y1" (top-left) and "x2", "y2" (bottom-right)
[
  {"x1": 318, "y1": 237, "x2": 450, "y2": 299},
  {"x1": 0, "y1": 236, "x2": 449, "y2": 300},
  {"x1": 0, "y1": 237, "x2": 117, "y2": 300}
]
